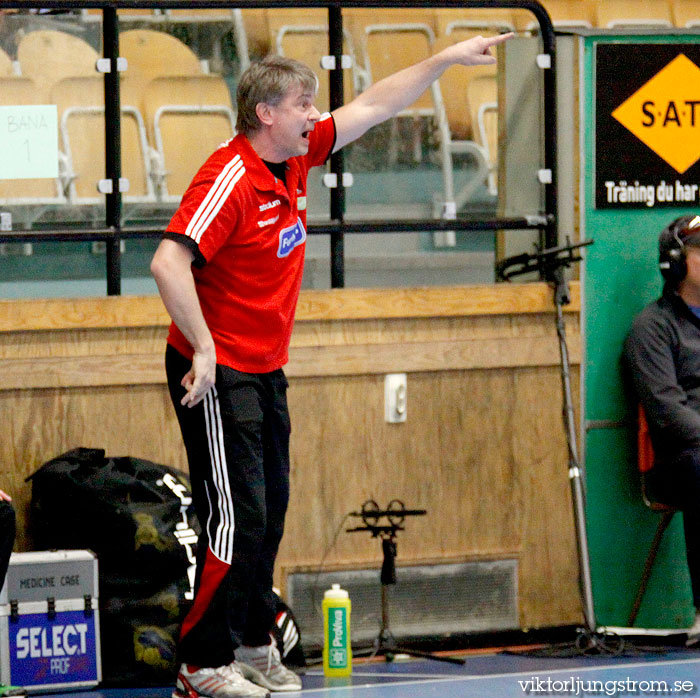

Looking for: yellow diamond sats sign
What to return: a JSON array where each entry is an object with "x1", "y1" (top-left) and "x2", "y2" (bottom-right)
[
  {"x1": 611, "y1": 54, "x2": 700, "y2": 174},
  {"x1": 596, "y1": 43, "x2": 700, "y2": 209}
]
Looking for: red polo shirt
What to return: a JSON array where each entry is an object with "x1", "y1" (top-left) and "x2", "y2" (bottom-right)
[{"x1": 164, "y1": 113, "x2": 336, "y2": 373}]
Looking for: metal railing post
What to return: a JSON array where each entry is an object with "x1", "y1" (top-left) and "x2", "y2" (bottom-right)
[{"x1": 103, "y1": 5, "x2": 122, "y2": 295}]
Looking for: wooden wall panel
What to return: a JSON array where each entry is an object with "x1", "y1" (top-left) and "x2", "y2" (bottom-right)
[
  {"x1": 280, "y1": 367, "x2": 581, "y2": 627},
  {"x1": 0, "y1": 284, "x2": 583, "y2": 630}
]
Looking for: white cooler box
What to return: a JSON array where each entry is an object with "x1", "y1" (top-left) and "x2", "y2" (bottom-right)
[{"x1": 0, "y1": 550, "x2": 101, "y2": 692}]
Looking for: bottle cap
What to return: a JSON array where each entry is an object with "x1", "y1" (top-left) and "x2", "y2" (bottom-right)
[{"x1": 324, "y1": 583, "x2": 349, "y2": 599}]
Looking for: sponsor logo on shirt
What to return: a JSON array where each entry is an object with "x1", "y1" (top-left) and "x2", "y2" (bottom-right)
[
  {"x1": 277, "y1": 218, "x2": 306, "y2": 258},
  {"x1": 258, "y1": 215, "x2": 279, "y2": 228},
  {"x1": 259, "y1": 199, "x2": 281, "y2": 212}
]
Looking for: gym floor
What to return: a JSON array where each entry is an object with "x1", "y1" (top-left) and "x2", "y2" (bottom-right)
[{"x1": 38, "y1": 645, "x2": 700, "y2": 698}]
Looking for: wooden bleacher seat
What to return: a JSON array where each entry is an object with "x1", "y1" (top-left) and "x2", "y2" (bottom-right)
[
  {"x1": 49, "y1": 76, "x2": 155, "y2": 205},
  {"x1": 164, "y1": 7, "x2": 235, "y2": 20},
  {"x1": 359, "y1": 20, "x2": 437, "y2": 127},
  {"x1": 0, "y1": 46, "x2": 15, "y2": 77},
  {"x1": 81, "y1": 8, "x2": 164, "y2": 21},
  {"x1": 17, "y1": 30, "x2": 99, "y2": 96},
  {"x1": 344, "y1": 7, "x2": 437, "y2": 57},
  {"x1": 517, "y1": 0, "x2": 594, "y2": 31},
  {"x1": 355, "y1": 18, "x2": 460, "y2": 211},
  {"x1": 432, "y1": 23, "x2": 500, "y2": 206},
  {"x1": 272, "y1": 18, "x2": 359, "y2": 114},
  {"x1": 141, "y1": 75, "x2": 236, "y2": 200},
  {"x1": 162, "y1": 7, "x2": 251, "y2": 72},
  {"x1": 0, "y1": 77, "x2": 67, "y2": 207},
  {"x1": 434, "y1": 21, "x2": 502, "y2": 142},
  {"x1": 267, "y1": 7, "x2": 328, "y2": 36},
  {"x1": 595, "y1": 0, "x2": 674, "y2": 29},
  {"x1": 239, "y1": 8, "x2": 271, "y2": 57},
  {"x1": 350, "y1": 11, "x2": 496, "y2": 215},
  {"x1": 627, "y1": 405, "x2": 680, "y2": 626},
  {"x1": 435, "y1": 7, "x2": 517, "y2": 36},
  {"x1": 466, "y1": 74, "x2": 499, "y2": 196},
  {"x1": 672, "y1": 0, "x2": 700, "y2": 27},
  {"x1": 120, "y1": 29, "x2": 203, "y2": 84}
]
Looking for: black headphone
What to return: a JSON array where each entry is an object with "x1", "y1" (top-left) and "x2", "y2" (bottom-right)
[{"x1": 659, "y1": 215, "x2": 700, "y2": 285}]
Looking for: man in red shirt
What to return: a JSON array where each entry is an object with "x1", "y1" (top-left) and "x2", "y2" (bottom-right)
[{"x1": 152, "y1": 33, "x2": 510, "y2": 698}]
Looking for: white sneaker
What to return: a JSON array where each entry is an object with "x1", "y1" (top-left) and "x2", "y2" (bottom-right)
[
  {"x1": 236, "y1": 640, "x2": 302, "y2": 692},
  {"x1": 173, "y1": 663, "x2": 270, "y2": 698}
]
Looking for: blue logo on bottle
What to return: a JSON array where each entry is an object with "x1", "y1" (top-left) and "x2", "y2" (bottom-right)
[{"x1": 277, "y1": 219, "x2": 306, "y2": 258}]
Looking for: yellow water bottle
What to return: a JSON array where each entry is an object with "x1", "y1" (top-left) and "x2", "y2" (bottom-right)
[{"x1": 322, "y1": 583, "x2": 352, "y2": 677}]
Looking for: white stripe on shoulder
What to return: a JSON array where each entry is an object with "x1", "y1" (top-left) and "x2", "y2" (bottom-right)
[
  {"x1": 185, "y1": 155, "x2": 245, "y2": 245},
  {"x1": 319, "y1": 112, "x2": 332, "y2": 121}
]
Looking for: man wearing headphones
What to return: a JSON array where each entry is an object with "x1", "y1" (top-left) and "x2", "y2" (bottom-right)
[{"x1": 623, "y1": 214, "x2": 700, "y2": 644}]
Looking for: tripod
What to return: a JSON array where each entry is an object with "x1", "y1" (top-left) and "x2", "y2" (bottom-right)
[{"x1": 347, "y1": 500, "x2": 466, "y2": 665}]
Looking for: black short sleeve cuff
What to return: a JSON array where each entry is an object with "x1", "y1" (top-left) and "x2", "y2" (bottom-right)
[{"x1": 163, "y1": 232, "x2": 207, "y2": 268}]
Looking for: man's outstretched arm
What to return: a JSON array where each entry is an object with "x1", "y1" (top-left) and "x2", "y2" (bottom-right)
[{"x1": 331, "y1": 32, "x2": 512, "y2": 152}]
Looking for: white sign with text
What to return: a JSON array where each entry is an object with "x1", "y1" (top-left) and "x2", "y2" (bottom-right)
[{"x1": 0, "y1": 105, "x2": 59, "y2": 180}]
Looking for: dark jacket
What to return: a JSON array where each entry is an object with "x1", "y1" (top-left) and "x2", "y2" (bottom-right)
[{"x1": 623, "y1": 287, "x2": 700, "y2": 462}]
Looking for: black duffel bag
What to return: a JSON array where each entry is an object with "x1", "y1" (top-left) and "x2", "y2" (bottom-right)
[{"x1": 28, "y1": 447, "x2": 199, "y2": 685}]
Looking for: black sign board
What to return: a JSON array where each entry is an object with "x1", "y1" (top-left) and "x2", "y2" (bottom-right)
[{"x1": 595, "y1": 43, "x2": 700, "y2": 209}]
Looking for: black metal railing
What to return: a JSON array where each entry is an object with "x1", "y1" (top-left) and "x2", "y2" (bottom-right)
[{"x1": 0, "y1": 0, "x2": 556, "y2": 294}]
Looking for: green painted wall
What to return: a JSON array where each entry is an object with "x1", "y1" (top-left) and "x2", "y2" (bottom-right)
[{"x1": 582, "y1": 34, "x2": 699, "y2": 628}]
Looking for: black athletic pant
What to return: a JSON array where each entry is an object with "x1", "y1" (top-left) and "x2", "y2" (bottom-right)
[
  {"x1": 650, "y1": 448, "x2": 700, "y2": 608},
  {"x1": 166, "y1": 345, "x2": 291, "y2": 668},
  {"x1": 0, "y1": 499, "x2": 15, "y2": 590}
]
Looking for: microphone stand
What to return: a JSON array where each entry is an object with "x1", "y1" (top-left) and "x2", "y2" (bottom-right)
[
  {"x1": 498, "y1": 240, "x2": 614, "y2": 653},
  {"x1": 347, "y1": 500, "x2": 466, "y2": 665}
]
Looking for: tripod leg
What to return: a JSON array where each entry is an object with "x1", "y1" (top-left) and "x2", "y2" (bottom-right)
[{"x1": 390, "y1": 648, "x2": 466, "y2": 665}]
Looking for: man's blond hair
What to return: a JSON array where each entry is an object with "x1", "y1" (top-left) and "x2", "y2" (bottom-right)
[{"x1": 236, "y1": 55, "x2": 318, "y2": 136}]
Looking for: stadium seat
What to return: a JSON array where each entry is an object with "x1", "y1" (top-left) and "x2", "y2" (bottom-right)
[
  {"x1": 435, "y1": 21, "x2": 502, "y2": 205},
  {"x1": 595, "y1": 0, "x2": 673, "y2": 29},
  {"x1": 273, "y1": 20, "x2": 359, "y2": 114},
  {"x1": 627, "y1": 405, "x2": 680, "y2": 626},
  {"x1": 81, "y1": 8, "x2": 164, "y2": 21},
  {"x1": 466, "y1": 74, "x2": 499, "y2": 196},
  {"x1": 240, "y1": 8, "x2": 271, "y2": 56},
  {"x1": 354, "y1": 17, "x2": 494, "y2": 217},
  {"x1": 344, "y1": 7, "x2": 437, "y2": 52},
  {"x1": 433, "y1": 21, "x2": 499, "y2": 203},
  {"x1": 360, "y1": 21, "x2": 437, "y2": 131},
  {"x1": 0, "y1": 47, "x2": 15, "y2": 77},
  {"x1": 141, "y1": 75, "x2": 236, "y2": 200},
  {"x1": 517, "y1": 0, "x2": 594, "y2": 31},
  {"x1": 17, "y1": 30, "x2": 99, "y2": 96},
  {"x1": 164, "y1": 7, "x2": 236, "y2": 20},
  {"x1": 162, "y1": 8, "x2": 251, "y2": 73},
  {"x1": 433, "y1": 23, "x2": 503, "y2": 141},
  {"x1": 50, "y1": 76, "x2": 155, "y2": 205},
  {"x1": 120, "y1": 29, "x2": 203, "y2": 84},
  {"x1": 672, "y1": 0, "x2": 700, "y2": 27},
  {"x1": 434, "y1": 7, "x2": 517, "y2": 36}
]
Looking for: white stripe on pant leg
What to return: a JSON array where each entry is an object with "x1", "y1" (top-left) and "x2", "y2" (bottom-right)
[
  {"x1": 203, "y1": 388, "x2": 235, "y2": 563},
  {"x1": 205, "y1": 388, "x2": 234, "y2": 562},
  {"x1": 203, "y1": 390, "x2": 226, "y2": 556},
  {"x1": 211, "y1": 389, "x2": 235, "y2": 560}
]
